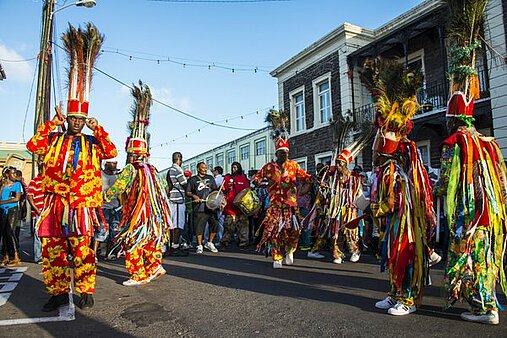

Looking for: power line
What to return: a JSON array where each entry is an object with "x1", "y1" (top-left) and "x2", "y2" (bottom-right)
[
  {"x1": 0, "y1": 57, "x2": 37, "y2": 63},
  {"x1": 151, "y1": 105, "x2": 274, "y2": 149}
]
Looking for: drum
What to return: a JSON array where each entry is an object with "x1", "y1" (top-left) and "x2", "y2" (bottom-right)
[
  {"x1": 233, "y1": 188, "x2": 261, "y2": 216},
  {"x1": 205, "y1": 191, "x2": 226, "y2": 210}
]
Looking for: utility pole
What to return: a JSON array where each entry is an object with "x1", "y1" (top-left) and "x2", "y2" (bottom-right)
[
  {"x1": 32, "y1": 0, "x2": 55, "y2": 178},
  {"x1": 34, "y1": 0, "x2": 55, "y2": 133}
]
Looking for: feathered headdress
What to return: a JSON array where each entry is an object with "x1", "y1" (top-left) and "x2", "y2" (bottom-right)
[
  {"x1": 62, "y1": 23, "x2": 104, "y2": 118},
  {"x1": 126, "y1": 80, "x2": 152, "y2": 156},
  {"x1": 265, "y1": 109, "x2": 289, "y2": 151},
  {"x1": 446, "y1": 0, "x2": 487, "y2": 122},
  {"x1": 360, "y1": 57, "x2": 423, "y2": 154}
]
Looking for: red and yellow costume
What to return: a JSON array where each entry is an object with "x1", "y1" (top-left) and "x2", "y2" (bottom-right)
[
  {"x1": 27, "y1": 120, "x2": 117, "y2": 295},
  {"x1": 252, "y1": 159, "x2": 311, "y2": 261}
]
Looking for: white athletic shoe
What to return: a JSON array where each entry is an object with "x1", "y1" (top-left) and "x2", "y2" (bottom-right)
[
  {"x1": 284, "y1": 253, "x2": 294, "y2": 265},
  {"x1": 375, "y1": 296, "x2": 397, "y2": 310},
  {"x1": 333, "y1": 257, "x2": 343, "y2": 264},
  {"x1": 196, "y1": 245, "x2": 204, "y2": 254},
  {"x1": 350, "y1": 253, "x2": 361, "y2": 263},
  {"x1": 307, "y1": 251, "x2": 325, "y2": 259},
  {"x1": 273, "y1": 260, "x2": 283, "y2": 269},
  {"x1": 387, "y1": 302, "x2": 416, "y2": 316},
  {"x1": 122, "y1": 278, "x2": 149, "y2": 286},
  {"x1": 461, "y1": 310, "x2": 499, "y2": 325},
  {"x1": 429, "y1": 251, "x2": 442, "y2": 267},
  {"x1": 149, "y1": 265, "x2": 167, "y2": 282},
  {"x1": 204, "y1": 242, "x2": 218, "y2": 253}
]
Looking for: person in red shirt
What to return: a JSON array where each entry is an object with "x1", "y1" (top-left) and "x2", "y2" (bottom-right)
[
  {"x1": 26, "y1": 158, "x2": 45, "y2": 263},
  {"x1": 220, "y1": 162, "x2": 250, "y2": 249}
]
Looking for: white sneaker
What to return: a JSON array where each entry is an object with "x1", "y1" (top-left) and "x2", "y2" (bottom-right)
[
  {"x1": 273, "y1": 260, "x2": 283, "y2": 269},
  {"x1": 284, "y1": 253, "x2": 294, "y2": 265},
  {"x1": 350, "y1": 253, "x2": 361, "y2": 263},
  {"x1": 387, "y1": 302, "x2": 416, "y2": 315},
  {"x1": 333, "y1": 257, "x2": 342, "y2": 264},
  {"x1": 196, "y1": 245, "x2": 203, "y2": 254},
  {"x1": 122, "y1": 278, "x2": 149, "y2": 286},
  {"x1": 375, "y1": 296, "x2": 397, "y2": 309},
  {"x1": 149, "y1": 265, "x2": 167, "y2": 282},
  {"x1": 307, "y1": 251, "x2": 325, "y2": 259},
  {"x1": 429, "y1": 251, "x2": 442, "y2": 267},
  {"x1": 461, "y1": 310, "x2": 499, "y2": 325},
  {"x1": 181, "y1": 243, "x2": 189, "y2": 250},
  {"x1": 204, "y1": 242, "x2": 218, "y2": 253}
]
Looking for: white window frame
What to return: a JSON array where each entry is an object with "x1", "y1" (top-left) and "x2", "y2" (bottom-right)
[
  {"x1": 216, "y1": 153, "x2": 224, "y2": 167},
  {"x1": 240, "y1": 144, "x2": 249, "y2": 160},
  {"x1": 227, "y1": 149, "x2": 236, "y2": 166},
  {"x1": 314, "y1": 150, "x2": 334, "y2": 169},
  {"x1": 313, "y1": 73, "x2": 332, "y2": 128},
  {"x1": 416, "y1": 140, "x2": 430, "y2": 167},
  {"x1": 289, "y1": 86, "x2": 306, "y2": 135},
  {"x1": 206, "y1": 157, "x2": 213, "y2": 169},
  {"x1": 406, "y1": 49, "x2": 425, "y2": 76},
  {"x1": 255, "y1": 138, "x2": 266, "y2": 156},
  {"x1": 293, "y1": 156, "x2": 307, "y2": 171}
]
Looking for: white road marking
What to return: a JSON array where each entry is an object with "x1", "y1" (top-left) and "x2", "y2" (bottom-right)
[{"x1": 0, "y1": 266, "x2": 76, "y2": 325}]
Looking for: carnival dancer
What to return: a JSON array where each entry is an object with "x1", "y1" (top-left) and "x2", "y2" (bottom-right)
[
  {"x1": 362, "y1": 57, "x2": 433, "y2": 316},
  {"x1": 105, "y1": 81, "x2": 171, "y2": 286},
  {"x1": 26, "y1": 23, "x2": 117, "y2": 311},
  {"x1": 306, "y1": 137, "x2": 370, "y2": 264},
  {"x1": 251, "y1": 110, "x2": 312, "y2": 268},
  {"x1": 433, "y1": 0, "x2": 507, "y2": 325}
]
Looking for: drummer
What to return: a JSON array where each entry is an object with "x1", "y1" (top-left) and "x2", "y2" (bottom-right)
[
  {"x1": 185, "y1": 162, "x2": 220, "y2": 254},
  {"x1": 220, "y1": 162, "x2": 250, "y2": 250}
]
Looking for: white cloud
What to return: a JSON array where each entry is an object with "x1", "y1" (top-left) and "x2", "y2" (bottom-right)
[
  {"x1": 150, "y1": 86, "x2": 192, "y2": 112},
  {"x1": 0, "y1": 43, "x2": 34, "y2": 83}
]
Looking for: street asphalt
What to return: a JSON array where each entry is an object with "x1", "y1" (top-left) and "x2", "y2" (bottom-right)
[{"x1": 0, "y1": 229, "x2": 505, "y2": 338}]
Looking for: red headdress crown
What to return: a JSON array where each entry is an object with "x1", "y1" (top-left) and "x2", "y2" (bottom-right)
[
  {"x1": 446, "y1": 91, "x2": 474, "y2": 118},
  {"x1": 275, "y1": 137, "x2": 289, "y2": 152}
]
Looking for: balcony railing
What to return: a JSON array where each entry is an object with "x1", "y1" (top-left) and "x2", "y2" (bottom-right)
[{"x1": 353, "y1": 64, "x2": 490, "y2": 123}]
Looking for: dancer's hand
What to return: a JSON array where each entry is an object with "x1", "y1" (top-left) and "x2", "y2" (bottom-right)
[{"x1": 86, "y1": 117, "x2": 98, "y2": 131}]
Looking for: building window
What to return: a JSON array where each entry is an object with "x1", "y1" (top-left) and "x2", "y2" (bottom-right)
[
  {"x1": 416, "y1": 140, "x2": 430, "y2": 167},
  {"x1": 255, "y1": 139, "x2": 266, "y2": 156},
  {"x1": 313, "y1": 73, "x2": 331, "y2": 126},
  {"x1": 206, "y1": 157, "x2": 213, "y2": 169},
  {"x1": 294, "y1": 92, "x2": 305, "y2": 131},
  {"x1": 240, "y1": 145, "x2": 249, "y2": 160},
  {"x1": 294, "y1": 157, "x2": 307, "y2": 171},
  {"x1": 190, "y1": 163, "x2": 196, "y2": 174},
  {"x1": 216, "y1": 153, "x2": 224, "y2": 167},
  {"x1": 227, "y1": 150, "x2": 236, "y2": 166},
  {"x1": 315, "y1": 151, "x2": 333, "y2": 167}
]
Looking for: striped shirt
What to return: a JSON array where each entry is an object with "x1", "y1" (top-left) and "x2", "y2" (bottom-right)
[
  {"x1": 167, "y1": 164, "x2": 187, "y2": 204},
  {"x1": 26, "y1": 175, "x2": 44, "y2": 217}
]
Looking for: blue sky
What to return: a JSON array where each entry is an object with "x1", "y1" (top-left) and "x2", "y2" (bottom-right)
[{"x1": 0, "y1": 0, "x2": 422, "y2": 169}]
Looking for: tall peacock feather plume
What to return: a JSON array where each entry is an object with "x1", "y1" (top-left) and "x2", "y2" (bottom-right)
[
  {"x1": 265, "y1": 109, "x2": 289, "y2": 141},
  {"x1": 126, "y1": 80, "x2": 152, "y2": 156},
  {"x1": 62, "y1": 23, "x2": 104, "y2": 117},
  {"x1": 360, "y1": 57, "x2": 423, "y2": 138},
  {"x1": 446, "y1": 0, "x2": 487, "y2": 100}
]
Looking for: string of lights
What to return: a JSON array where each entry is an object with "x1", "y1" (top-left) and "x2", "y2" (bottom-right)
[
  {"x1": 100, "y1": 47, "x2": 271, "y2": 74},
  {"x1": 148, "y1": 0, "x2": 294, "y2": 3}
]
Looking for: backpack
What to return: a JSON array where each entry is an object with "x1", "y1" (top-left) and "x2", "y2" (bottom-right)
[{"x1": 166, "y1": 170, "x2": 174, "y2": 192}]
